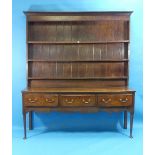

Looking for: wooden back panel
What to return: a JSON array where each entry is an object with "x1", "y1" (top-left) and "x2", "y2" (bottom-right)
[
  {"x1": 25, "y1": 12, "x2": 131, "y2": 88},
  {"x1": 28, "y1": 21, "x2": 129, "y2": 41}
]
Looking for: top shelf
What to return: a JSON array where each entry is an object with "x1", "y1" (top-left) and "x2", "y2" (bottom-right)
[{"x1": 27, "y1": 40, "x2": 129, "y2": 44}]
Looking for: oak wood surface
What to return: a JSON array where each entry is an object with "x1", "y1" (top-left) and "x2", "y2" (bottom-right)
[{"x1": 22, "y1": 87, "x2": 135, "y2": 93}]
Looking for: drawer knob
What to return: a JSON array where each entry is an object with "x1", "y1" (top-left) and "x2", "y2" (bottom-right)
[
  {"x1": 65, "y1": 99, "x2": 74, "y2": 104},
  {"x1": 102, "y1": 98, "x2": 111, "y2": 104},
  {"x1": 82, "y1": 98, "x2": 91, "y2": 104},
  {"x1": 28, "y1": 98, "x2": 37, "y2": 103},
  {"x1": 119, "y1": 98, "x2": 128, "y2": 103},
  {"x1": 45, "y1": 98, "x2": 54, "y2": 103}
]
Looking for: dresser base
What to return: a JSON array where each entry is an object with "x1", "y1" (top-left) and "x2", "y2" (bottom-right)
[
  {"x1": 22, "y1": 87, "x2": 135, "y2": 139},
  {"x1": 22, "y1": 106, "x2": 134, "y2": 139}
]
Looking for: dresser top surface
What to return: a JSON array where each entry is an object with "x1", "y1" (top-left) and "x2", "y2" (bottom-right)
[
  {"x1": 22, "y1": 87, "x2": 135, "y2": 93},
  {"x1": 24, "y1": 11, "x2": 133, "y2": 15}
]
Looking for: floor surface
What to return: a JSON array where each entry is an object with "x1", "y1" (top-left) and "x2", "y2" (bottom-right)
[{"x1": 13, "y1": 122, "x2": 142, "y2": 155}]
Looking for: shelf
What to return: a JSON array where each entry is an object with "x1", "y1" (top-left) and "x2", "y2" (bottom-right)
[
  {"x1": 28, "y1": 40, "x2": 129, "y2": 44},
  {"x1": 28, "y1": 59, "x2": 129, "y2": 62},
  {"x1": 28, "y1": 77, "x2": 128, "y2": 80}
]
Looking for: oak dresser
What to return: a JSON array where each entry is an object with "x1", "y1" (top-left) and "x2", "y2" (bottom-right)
[{"x1": 22, "y1": 11, "x2": 135, "y2": 139}]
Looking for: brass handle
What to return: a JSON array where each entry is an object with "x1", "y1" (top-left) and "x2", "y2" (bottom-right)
[
  {"x1": 65, "y1": 99, "x2": 74, "y2": 104},
  {"x1": 119, "y1": 98, "x2": 128, "y2": 103},
  {"x1": 45, "y1": 98, "x2": 54, "y2": 103},
  {"x1": 28, "y1": 98, "x2": 37, "y2": 103},
  {"x1": 82, "y1": 98, "x2": 91, "y2": 104},
  {"x1": 102, "y1": 98, "x2": 111, "y2": 104}
]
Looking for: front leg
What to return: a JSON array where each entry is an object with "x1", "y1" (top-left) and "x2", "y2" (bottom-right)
[{"x1": 130, "y1": 112, "x2": 134, "y2": 138}]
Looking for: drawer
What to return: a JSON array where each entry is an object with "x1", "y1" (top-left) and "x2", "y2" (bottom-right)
[
  {"x1": 98, "y1": 94, "x2": 133, "y2": 107},
  {"x1": 60, "y1": 95, "x2": 96, "y2": 107},
  {"x1": 23, "y1": 93, "x2": 58, "y2": 107}
]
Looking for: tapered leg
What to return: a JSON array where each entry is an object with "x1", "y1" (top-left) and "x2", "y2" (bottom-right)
[
  {"x1": 124, "y1": 111, "x2": 127, "y2": 129},
  {"x1": 23, "y1": 112, "x2": 27, "y2": 139},
  {"x1": 130, "y1": 112, "x2": 134, "y2": 138},
  {"x1": 29, "y1": 111, "x2": 33, "y2": 130}
]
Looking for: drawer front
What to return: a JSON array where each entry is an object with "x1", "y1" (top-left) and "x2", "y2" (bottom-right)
[
  {"x1": 98, "y1": 94, "x2": 133, "y2": 107},
  {"x1": 60, "y1": 95, "x2": 96, "y2": 107},
  {"x1": 23, "y1": 93, "x2": 58, "y2": 106}
]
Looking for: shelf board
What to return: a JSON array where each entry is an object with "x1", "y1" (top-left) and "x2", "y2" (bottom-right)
[
  {"x1": 28, "y1": 59, "x2": 129, "y2": 62},
  {"x1": 27, "y1": 40, "x2": 129, "y2": 44},
  {"x1": 28, "y1": 77, "x2": 128, "y2": 80}
]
